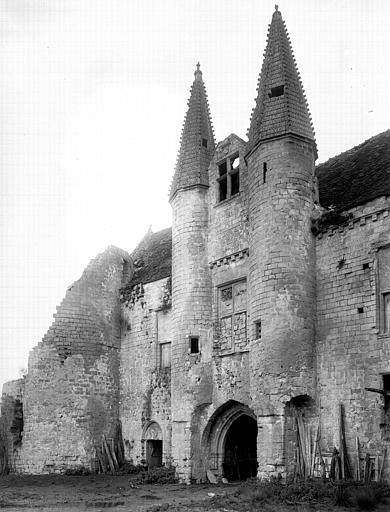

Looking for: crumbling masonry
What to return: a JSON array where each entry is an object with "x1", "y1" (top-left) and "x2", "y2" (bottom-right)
[{"x1": 2, "y1": 7, "x2": 390, "y2": 482}]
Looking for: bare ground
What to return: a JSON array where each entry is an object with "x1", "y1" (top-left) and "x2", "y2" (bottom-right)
[{"x1": 1, "y1": 474, "x2": 389, "y2": 512}]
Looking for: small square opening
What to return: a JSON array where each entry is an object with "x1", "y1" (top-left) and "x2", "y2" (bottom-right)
[
  {"x1": 363, "y1": 262, "x2": 370, "y2": 270},
  {"x1": 190, "y1": 336, "x2": 199, "y2": 354},
  {"x1": 358, "y1": 307, "x2": 364, "y2": 314}
]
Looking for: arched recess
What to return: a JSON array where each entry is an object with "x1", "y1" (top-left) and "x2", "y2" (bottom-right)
[
  {"x1": 142, "y1": 421, "x2": 163, "y2": 468},
  {"x1": 201, "y1": 400, "x2": 258, "y2": 480}
]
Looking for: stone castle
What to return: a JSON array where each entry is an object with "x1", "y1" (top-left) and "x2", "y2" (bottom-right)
[{"x1": 1, "y1": 6, "x2": 390, "y2": 482}]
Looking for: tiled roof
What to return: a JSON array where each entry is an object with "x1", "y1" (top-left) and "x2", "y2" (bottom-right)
[
  {"x1": 169, "y1": 64, "x2": 215, "y2": 200},
  {"x1": 316, "y1": 130, "x2": 390, "y2": 212},
  {"x1": 247, "y1": 6, "x2": 316, "y2": 155},
  {"x1": 127, "y1": 227, "x2": 172, "y2": 287}
]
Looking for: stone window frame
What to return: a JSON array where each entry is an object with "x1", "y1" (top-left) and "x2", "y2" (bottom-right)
[
  {"x1": 156, "y1": 309, "x2": 172, "y2": 369},
  {"x1": 216, "y1": 153, "x2": 240, "y2": 203},
  {"x1": 217, "y1": 278, "x2": 248, "y2": 353},
  {"x1": 376, "y1": 243, "x2": 390, "y2": 336}
]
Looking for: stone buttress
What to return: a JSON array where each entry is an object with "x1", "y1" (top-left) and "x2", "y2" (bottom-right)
[
  {"x1": 245, "y1": 7, "x2": 318, "y2": 476},
  {"x1": 169, "y1": 64, "x2": 215, "y2": 481}
]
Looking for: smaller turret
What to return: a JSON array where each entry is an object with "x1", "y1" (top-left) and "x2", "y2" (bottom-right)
[{"x1": 169, "y1": 64, "x2": 215, "y2": 481}]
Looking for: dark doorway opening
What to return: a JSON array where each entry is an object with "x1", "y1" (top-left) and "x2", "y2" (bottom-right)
[
  {"x1": 146, "y1": 440, "x2": 162, "y2": 468},
  {"x1": 223, "y1": 414, "x2": 257, "y2": 480}
]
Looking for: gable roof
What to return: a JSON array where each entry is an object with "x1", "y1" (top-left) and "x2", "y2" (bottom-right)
[{"x1": 316, "y1": 130, "x2": 390, "y2": 212}]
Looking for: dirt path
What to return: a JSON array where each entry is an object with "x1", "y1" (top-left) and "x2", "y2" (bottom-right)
[
  {"x1": 0, "y1": 474, "x2": 239, "y2": 511},
  {"x1": 1, "y1": 475, "x2": 390, "y2": 511}
]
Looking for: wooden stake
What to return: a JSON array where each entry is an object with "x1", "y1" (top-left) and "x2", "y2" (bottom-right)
[
  {"x1": 110, "y1": 438, "x2": 119, "y2": 470},
  {"x1": 356, "y1": 436, "x2": 360, "y2": 481},
  {"x1": 102, "y1": 435, "x2": 115, "y2": 473},
  {"x1": 378, "y1": 447, "x2": 387, "y2": 482}
]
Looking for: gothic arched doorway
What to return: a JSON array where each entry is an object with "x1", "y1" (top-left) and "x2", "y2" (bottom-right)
[
  {"x1": 143, "y1": 421, "x2": 163, "y2": 468},
  {"x1": 223, "y1": 414, "x2": 257, "y2": 480},
  {"x1": 201, "y1": 400, "x2": 258, "y2": 481}
]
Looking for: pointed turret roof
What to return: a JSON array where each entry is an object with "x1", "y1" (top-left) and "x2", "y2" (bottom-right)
[
  {"x1": 169, "y1": 63, "x2": 215, "y2": 200},
  {"x1": 247, "y1": 6, "x2": 316, "y2": 156}
]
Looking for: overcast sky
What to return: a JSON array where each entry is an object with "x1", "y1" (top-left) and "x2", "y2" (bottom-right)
[{"x1": 1, "y1": 0, "x2": 389, "y2": 391}]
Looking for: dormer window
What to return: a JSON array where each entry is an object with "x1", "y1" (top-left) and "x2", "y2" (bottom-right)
[
  {"x1": 268, "y1": 85, "x2": 284, "y2": 98},
  {"x1": 217, "y1": 154, "x2": 240, "y2": 202}
]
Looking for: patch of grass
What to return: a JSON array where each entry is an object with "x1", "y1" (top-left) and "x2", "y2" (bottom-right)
[
  {"x1": 134, "y1": 466, "x2": 178, "y2": 484},
  {"x1": 64, "y1": 466, "x2": 91, "y2": 476},
  {"x1": 354, "y1": 486, "x2": 380, "y2": 510}
]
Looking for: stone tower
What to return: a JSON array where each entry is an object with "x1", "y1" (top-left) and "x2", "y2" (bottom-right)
[
  {"x1": 169, "y1": 64, "x2": 215, "y2": 481},
  {"x1": 246, "y1": 6, "x2": 317, "y2": 476}
]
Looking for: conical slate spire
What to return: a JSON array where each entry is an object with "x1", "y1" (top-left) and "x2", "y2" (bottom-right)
[
  {"x1": 169, "y1": 63, "x2": 215, "y2": 201},
  {"x1": 247, "y1": 6, "x2": 316, "y2": 156}
]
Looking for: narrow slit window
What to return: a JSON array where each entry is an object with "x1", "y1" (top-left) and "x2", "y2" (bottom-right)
[
  {"x1": 383, "y1": 375, "x2": 390, "y2": 412},
  {"x1": 263, "y1": 162, "x2": 267, "y2": 184},
  {"x1": 190, "y1": 336, "x2": 199, "y2": 354},
  {"x1": 384, "y1": 293, "x2": 390, "y2": 333}
]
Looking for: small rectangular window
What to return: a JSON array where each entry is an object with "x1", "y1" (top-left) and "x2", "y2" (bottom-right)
[
  {"x1": 255, "y1": 320, "x2": 262, "y2": 339},
  {"x1": 216, "y1": 154, "x2": 240, "y2": 203},
  {"x1": 160, "y1": 342, "x2": 171, "y2": 368},
  {"x1": 218, "y1": 161, "x2": 227, "y2": 176},
  {"x1": 190, "y1": 336, "x2": 199, "y2": 354},
  {"x1": 219, "y1": 177, "x2": 228, "y2": 201},
  {"x1": 231, "y1": 172, "x2": 239, "y2": 196},
  {"x1": 202, "y1": 138, "x2": 208, "y2": 148}
]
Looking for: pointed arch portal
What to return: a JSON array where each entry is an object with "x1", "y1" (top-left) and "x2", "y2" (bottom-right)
[
  {"x1": 143, "y1": 421, "x2": 163, "y2": 469},
  {"x1": 202, "y1": 401, "x2": 258, "y2": 481}
]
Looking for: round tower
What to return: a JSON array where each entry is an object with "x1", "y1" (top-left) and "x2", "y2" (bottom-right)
[
  {"x1": 246, "y1": 7, "x2": 317, "y2": 476},
  {"x1": 169, "y1": 64, "x2": 215, "y2": 481}
]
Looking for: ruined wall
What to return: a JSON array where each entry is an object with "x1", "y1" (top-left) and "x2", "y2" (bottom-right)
[
  {"x1": 120, "y1": 277, "x2": 172, "y2": 466},
  {"x1": 0, "y1": 379, "x2": 24, "y2": 473},
  {"x1": 15, "y1": 246, "x2": 130, "y2": 473},
  {"x1": 316, "y1": 196, "x2": 390, "y2": 479}
]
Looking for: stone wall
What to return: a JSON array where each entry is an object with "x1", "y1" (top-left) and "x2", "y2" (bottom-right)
[
  {"x1": 120, "y1": 277, "x2": 172, "y2": 466},
  {"x1": 13, "y1": 246, "x2": 130, "y2": 473},
  {"x1": 0, "y1": 379, "x2": 24, "y2": 473},
  {"x1": 316, "y1": 195, "x2": 390, "y2": 480},
  {"x1": 246, "y1": 136, "x2": 317, "y2": 477}
]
